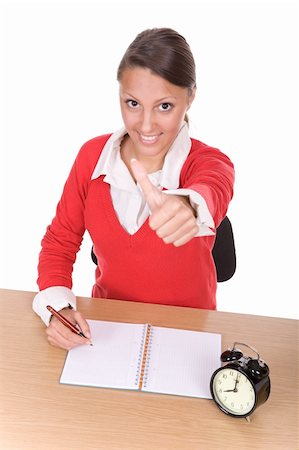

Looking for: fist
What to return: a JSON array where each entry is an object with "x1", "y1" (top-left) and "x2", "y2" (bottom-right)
[{"x1": 130, "y1": 158, "x2": 199, "y2": 246}]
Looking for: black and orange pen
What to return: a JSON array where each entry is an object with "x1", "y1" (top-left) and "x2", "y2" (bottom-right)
[{"x1": 46, "y1": 305, "x2": 93, "y2": 345}]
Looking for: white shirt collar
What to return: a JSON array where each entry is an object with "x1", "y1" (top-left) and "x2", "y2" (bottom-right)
[{"x1": 91, "y1": 122, "x2": 191, "y2": 190}]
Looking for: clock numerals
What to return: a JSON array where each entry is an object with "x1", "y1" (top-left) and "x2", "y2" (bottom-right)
[{"x1": 212, "y1": 368, "x2": 256, "y2": 416}]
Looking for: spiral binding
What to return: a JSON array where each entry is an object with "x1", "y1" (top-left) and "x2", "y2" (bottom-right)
[
  {"x1": 134, "y1": 324, "x2": 147, "y2": 386},
  {"x1": 143, "y1": 326, "x2": 154, "y2": 388},
  {"x1": 136, "y1": 324, "x2": 153, "y2": 389}
]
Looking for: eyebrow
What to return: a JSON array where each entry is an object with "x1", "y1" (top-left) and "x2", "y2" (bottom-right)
[{"x1": 121, "y1": 92, "x2": 177, "y2": 102}]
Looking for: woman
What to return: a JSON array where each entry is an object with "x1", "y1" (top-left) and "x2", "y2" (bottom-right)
[{"x1": 33, "y1": 28, "x2": 235, "y2": 349}]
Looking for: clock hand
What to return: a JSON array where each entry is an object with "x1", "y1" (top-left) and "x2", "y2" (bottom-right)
[
  {"x1": 233, "y1": 374, "x2": 240, "y2": 392},
  {"x1": 224, "y1": 375, "x2": 240, "y2": 393}
]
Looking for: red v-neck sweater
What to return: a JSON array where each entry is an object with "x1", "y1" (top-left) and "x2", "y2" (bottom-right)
[{"x1": 37, "y1": 134, "x2": 234, "y2": 310}]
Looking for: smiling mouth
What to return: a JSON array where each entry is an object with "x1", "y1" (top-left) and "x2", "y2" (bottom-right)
[{"x1": 139, "y1": 133, "x2": 161, "y2": 144}]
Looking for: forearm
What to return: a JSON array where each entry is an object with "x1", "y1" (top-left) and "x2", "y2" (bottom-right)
[{"x1": 180, "y1": 148, "x2": 235, "y2": 228}]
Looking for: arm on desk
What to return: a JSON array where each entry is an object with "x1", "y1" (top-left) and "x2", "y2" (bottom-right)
[{"x1": 33, "y1": 286, "x2": 91, "y2": 350}]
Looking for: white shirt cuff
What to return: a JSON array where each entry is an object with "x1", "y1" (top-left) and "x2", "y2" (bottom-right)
[
  {"x1": 32, "y1": 286, "x2": 77, "y2": 326},
  {"x1": 164, "y1": 188, "x2": 215, "y2": 236}
]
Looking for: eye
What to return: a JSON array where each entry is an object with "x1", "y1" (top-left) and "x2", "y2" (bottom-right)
[
  {"x1": 159, "y1": 102, "x2": 173, "y2": 111},
  {"x1": 126, "y1": 99, "x2": 139, "y2": 109}
]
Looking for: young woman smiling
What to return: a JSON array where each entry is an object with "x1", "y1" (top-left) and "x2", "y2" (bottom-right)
[{"x1": 33, "y1": 28, "x2": 235, "y2": 350}]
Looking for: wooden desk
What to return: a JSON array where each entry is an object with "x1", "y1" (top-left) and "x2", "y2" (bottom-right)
[{"x1": 0, "y1": 289, "x2": 298, "y2": 450}]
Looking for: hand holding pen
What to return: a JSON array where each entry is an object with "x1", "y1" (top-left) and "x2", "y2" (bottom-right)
[{"x1": 46, "y1": 305, "x2": 92, "y2": 350}]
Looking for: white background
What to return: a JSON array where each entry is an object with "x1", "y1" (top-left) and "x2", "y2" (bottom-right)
[{"x1": 0, "y1": 0, "x2": 298, "y2": 319}]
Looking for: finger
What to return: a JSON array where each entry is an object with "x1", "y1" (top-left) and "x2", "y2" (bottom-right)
[
  {"x1": 46, "y1": 325, "x2": 86, "y2": 350},
  {"x1": 156, "y1": 215, "x2": 197, "y2": 240},
  {"x1": 52, "y1": 308, "x2": 91, "y2": 340},
  {"x1": 150, "y1": 197, "x2": 190, "y2": 230},
  {"x1": 130, "y1": 158, "x2": 164, "y2": 211},
  {"x1": 156, "y1": 215, "x2": 199, "y2": 245},
  {"x1": 47, "y1": 312, "x2": 91, "y2": 348},
  {"x1": 47, "y1": 319, "x2": 87, "y2": 344},
  {"x1": 47, "y1": 330, "x2": 75, "y2": 350},
  {"x1": 150, "y1": 194, "x2": 196, "y2": 231},
  {"x1": 72, "y1": 310, "x2": 92, "y2": 340},
  {"x1": 173, "y1": 226, "x2": 199, "y2": 247}
]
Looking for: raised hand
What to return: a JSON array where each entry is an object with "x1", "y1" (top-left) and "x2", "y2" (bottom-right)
[{"x1": 130, "y1": 158, "x2": 199, "y2": 247}]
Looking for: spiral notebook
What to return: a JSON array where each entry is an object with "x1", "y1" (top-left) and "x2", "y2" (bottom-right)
[{"x1": 60, "y1": 320, "x2": 221, "y2": 399}]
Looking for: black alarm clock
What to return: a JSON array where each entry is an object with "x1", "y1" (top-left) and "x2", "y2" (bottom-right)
[{"x1": 210, "y1": 342, "x2": 271, "y2": 420}]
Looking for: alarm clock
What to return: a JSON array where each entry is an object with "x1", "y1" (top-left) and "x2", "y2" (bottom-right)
[{"x1": 210, "y1": 342, "x2": 271, "y2": 419}]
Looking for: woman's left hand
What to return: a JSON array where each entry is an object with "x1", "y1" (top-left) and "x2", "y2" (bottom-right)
[{"x1": 130, "y1": 159, "x2": 199, "y2": 246}]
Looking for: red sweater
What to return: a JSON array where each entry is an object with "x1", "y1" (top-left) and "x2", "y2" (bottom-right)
[{"x1": 37, "y1": 134, "x2": 234, "y2": 310}]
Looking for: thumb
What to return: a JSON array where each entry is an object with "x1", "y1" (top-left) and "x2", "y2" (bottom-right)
[
  {"x1": 130, "y1": 158, "x2": 164, "y2": 211},
  {"x1": 73, "y1": 311, "x2": 91, "y2": 339}
]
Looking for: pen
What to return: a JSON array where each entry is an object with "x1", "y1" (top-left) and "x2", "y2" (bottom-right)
[{"x1": 46, "y1": 305, "x2": 92, "y2": 345}]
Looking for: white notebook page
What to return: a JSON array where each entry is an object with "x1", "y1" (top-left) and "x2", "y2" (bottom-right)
[
  {"x1": 60, "y1": 320, "x2": 146, "y2": 390},
  {"x1": 142, "y1": 326, "x2": 221, "y2": 398}
]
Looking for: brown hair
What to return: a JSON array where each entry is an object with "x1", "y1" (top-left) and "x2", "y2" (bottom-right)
[{"x1": 117, "y1": 28, "x2": 196, "y2": 92}]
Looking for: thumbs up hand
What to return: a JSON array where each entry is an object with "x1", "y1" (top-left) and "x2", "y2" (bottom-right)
[{"x1": 130, "y1": 158, "x2": 199, "y2": 247}]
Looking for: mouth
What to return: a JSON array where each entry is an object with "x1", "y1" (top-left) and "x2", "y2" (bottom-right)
[{"x1": 138, "y1": 133, "x2": 161, "y2": 145}]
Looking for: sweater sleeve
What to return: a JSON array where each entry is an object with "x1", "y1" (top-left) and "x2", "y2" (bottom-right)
[
  {"x1": 180, "y1": 142, "x2": 235, "y2": 228},
  {"x1": 37, "y1": 136, "x2": 108, "y2": 291}
]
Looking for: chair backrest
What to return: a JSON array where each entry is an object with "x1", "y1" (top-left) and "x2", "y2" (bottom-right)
[
  {"x1": 212, "y1": 216, "x2": 236, "y2": 282},
  {"x1": 91, "y1": 216, "x2": 236, "y2": 283}
]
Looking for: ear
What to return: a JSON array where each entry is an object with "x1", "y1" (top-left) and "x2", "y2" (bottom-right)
[{"x1": 187, "y1": 86, "x2": 197, "y2": 109}]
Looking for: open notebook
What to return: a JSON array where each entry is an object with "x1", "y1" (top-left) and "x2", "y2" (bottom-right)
[{"x1": 60, "y1": 320, "x2": 221, "y2": 399}]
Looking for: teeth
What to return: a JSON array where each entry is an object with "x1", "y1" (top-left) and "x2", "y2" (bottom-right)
[{"x1": 140, "y1": 134, "x2": 157, "y2": 141}]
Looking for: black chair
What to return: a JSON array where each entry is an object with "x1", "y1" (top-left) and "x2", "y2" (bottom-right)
[
  {"x1": 91, "y1": 216, "x2": 236, "y2": 283},
  {"x1": 212, "y1": 216, "x2": 236, "y2": 282}
]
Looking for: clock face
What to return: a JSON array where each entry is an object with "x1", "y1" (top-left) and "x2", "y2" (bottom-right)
[{"x1": 212, "y1": 367, "x2": 256, "y2": 416}]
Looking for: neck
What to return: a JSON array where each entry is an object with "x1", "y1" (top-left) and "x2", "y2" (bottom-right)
[{"x1": 120, "y1": 135, "x2": 164, "y2": 175}]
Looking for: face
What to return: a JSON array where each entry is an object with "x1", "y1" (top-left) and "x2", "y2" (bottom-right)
[
  {"x1": 212, "y1": 368, "x2": 256, "y2": 416},
  {"x1": 119, "y1": 67, "x2": 195, "y2": 170}
]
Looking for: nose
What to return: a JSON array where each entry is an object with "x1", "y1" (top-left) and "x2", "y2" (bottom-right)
[{"x1": 140, "y1": 109, "x2": 155, "y2": 134}]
